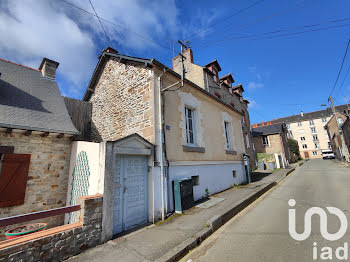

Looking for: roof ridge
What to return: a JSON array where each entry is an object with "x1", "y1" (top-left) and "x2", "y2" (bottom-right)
[
  {"x1": 0, "y1": 58, "x2": 40, "y2": 72},
  {"x1": 272, "y1": 104, "x2": 348, "y2": 121}
]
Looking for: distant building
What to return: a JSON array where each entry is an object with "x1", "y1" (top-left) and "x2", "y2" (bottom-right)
[
  {"x1": 325, "y1": 112, "x2": 349, "y2": 161},
  {"x1": 269, "y1": 105, "x2": 349, "y2": 159},
  {"x1": 251, "y1": 122, "x2": 292, "y2": 168}
]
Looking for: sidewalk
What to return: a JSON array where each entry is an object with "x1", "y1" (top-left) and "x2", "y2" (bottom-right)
[{"x1": 67, "y1": 161, "x2": 303, "y2": 262}]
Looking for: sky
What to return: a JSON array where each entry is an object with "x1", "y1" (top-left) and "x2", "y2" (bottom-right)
[{"x1": 0, "y1": 0, "x2": 350, "y2": 124}]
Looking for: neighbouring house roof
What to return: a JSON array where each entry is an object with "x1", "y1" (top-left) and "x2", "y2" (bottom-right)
[
  {"x1": 271, "y1": 104, "x2": 349, "y2": 124},
  {"x1": 204, "y1": 59, "x2": 222, "y2": 71},
  {"x1": 83, "y1": 49, "x2": 244, "y2": 117},
  {"x1": 0, "y1": 58, "x2": 79, "y2": 134},
  {"x1": 252, "y1": 123, "x2": 285, "y2": 136}
]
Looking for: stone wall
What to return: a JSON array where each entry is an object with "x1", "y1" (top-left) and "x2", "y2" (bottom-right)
[
  {"x1": 0, "y1": 194, "x2": 102, "y2": 262},
  {"x1": 0, "y1": 132, "x2": 72, "y2": 239},
  {"x1": 253, "y1": 134, "x2": 283, "y2": 155},
  {"x1": 89, "y1": 57, "x2": 155, "y2": 143}
]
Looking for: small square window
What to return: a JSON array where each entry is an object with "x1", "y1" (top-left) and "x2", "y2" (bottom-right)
[
  {"x1": 300, "y1": 137, "x2": 305, "y2": 141},
  {"x1": 311, "y1": 127, "x2": 316, "y2": 133},
  {"x1": 232, "y1": 170, "x2": 237, "y2": 178},
  {"x1": 312, "y1": 151, "x2": 318, "y2": 156},
  {"x1": 322, "y1": 118, "x2": 327, "y2": 123},
  {"x1": 309, "y1": 120, "x2": 315, "y2": 126},
  {"x1": 297, "y1": 122, "x2": 302, "y2": 126},
  {"x1": 262, "y1": 136, "x2": 269, "y2": 147},
  {"x1": 302, "y1": 144, "x2": 307, "y2": 149}
]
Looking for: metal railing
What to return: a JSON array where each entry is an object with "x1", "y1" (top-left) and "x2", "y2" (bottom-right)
[{"x1": 0, "y1": 205, "x2": 81, "y2": 227}]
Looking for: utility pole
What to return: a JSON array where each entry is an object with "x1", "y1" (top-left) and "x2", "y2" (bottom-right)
[
  {"x1": 329, "y1": 96, "x2": 337, "y2": 121},
  {"x1": 178, "y1": 40, "x2": 191, "y2": 86}
]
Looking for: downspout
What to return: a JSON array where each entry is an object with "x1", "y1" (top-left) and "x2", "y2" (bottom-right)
[{"x1": 158, "y1": 69, "x2": 166, "y2": 221}]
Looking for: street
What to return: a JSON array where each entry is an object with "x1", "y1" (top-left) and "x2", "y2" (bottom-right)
[{"x1": 182, "y1": 159, "x2": 350, "y2": 262}]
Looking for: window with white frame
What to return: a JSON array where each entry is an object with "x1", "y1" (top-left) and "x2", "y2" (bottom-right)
[
  {"x1": 262, "y1": 136, "x2": 269, "y2": 147},
  {"x1": 224, "y1": 121, "x2": 231, "y2": 149},
  {"x1": 302, "y1": 144, "x2": 307, "y2": 149},
  {"x1": 297, "y1": 122, "x2": 302, "y2": 126},
  {"x1": 314, "y1": 143, "x2": 320, "y2": 149},
  {"x1": 300, "y1": 136, "x2": 305, "y2": 141},
  {"x1": 309, "y1": 120, "x2": 315, "y2": 126},
  {"x1": 245, "y1": 133, "x2": 250, "y2": 148},
  {"x1": 322, "y1": 118, "x2": 327, "y2": 123},
  {"x1": 185, "y1": 107, "x2": 195, "y2": 145},
  {"x1": 313, "y1": 135, "x2": 318, "y2": 141},
  {"x1": 312, "y1": 151, "x2": 318, "y2": 156},
  {"x1": 311, "y1": 127, "x2": 316, "y2": 133}
]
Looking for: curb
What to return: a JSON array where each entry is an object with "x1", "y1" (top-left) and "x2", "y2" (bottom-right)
[{"x1": 156, "y1": 165, "x2": 299, "y2": 262}]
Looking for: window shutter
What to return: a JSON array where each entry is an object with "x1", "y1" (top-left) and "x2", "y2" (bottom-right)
[{"x1": 0, "y1": 154, "x2": 31, "y2": 208}]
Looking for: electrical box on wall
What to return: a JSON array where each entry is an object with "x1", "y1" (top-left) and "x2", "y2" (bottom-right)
[{"x1": 173, "y1": 177, "x2": 194, "y2": 213}]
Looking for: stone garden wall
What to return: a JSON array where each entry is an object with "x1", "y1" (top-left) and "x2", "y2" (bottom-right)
[{"x1": 0, "y1": 194, "x2": 102, "y2": 262}]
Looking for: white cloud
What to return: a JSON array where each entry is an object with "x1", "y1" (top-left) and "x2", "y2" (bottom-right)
[
  {"x1": 245, "y1": 97, "x2": 258, "y2": 109},
  {"x1": 247, "y1": 81, "x2": 264, "y2": 89},
  {"x1": 0, "y1": 0, "x2": 180, "y2": 97}
]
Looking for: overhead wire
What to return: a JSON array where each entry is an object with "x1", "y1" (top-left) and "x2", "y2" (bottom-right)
[{"x1": 61, "y1": 0, "x2": 172, "y2": 51}]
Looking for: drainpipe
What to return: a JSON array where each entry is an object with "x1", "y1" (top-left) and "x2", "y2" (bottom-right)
[{"x1": 158, "y1": 69, "x2": 166, "y2": 221}]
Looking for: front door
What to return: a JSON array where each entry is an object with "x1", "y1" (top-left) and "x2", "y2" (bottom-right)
[
  {"x1": 113, "y1": 155, "x2": 148, "y2": 234},
  {"x1": 304, "y1": 151, "x2": 309, "y2": 159}
]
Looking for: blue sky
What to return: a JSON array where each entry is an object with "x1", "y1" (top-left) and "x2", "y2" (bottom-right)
[{"x1": 1, "y1": 0, "x2": 349, "y2": 124}]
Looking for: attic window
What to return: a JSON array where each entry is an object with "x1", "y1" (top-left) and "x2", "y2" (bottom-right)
[
  {"x1": 214, "y1": 91, "x2": 221, "y2": 99},
  {"x1": 212, "y1": 67, "x2": 218, "y2": 83}
]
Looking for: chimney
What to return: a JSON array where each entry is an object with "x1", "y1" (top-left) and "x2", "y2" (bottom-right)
[
  {"x1": 300, "y1": 111, "x2": 304, "y2": 117},
  {"x1": 184, "y1": 48, "x2": 193, "y2": 63},
  {"x1": 39, "y1": 58, "x2": 59, "y2": 79}
]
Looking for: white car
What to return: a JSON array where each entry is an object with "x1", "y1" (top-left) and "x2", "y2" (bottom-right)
[{"x1": 322, "y1": 150, "x2": 335, "y2": 159}]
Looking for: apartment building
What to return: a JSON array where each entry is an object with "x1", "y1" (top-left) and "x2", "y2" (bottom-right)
[{"x1": 270, "y1": 105, "x2": 349, "y2": 159}]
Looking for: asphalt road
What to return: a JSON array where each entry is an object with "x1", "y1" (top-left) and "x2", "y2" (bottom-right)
[{"x1": 182, "y1": 159, "x2": 350, "y2": 262}]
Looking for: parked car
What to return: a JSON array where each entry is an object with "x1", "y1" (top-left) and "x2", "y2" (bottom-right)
[{"x1": 321, "y1": 150, "x2": 335, "y2": 159}]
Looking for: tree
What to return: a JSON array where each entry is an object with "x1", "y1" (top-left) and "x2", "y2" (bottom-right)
[{"x1": 288, "y1": 138, "x2": 300, "y2": 156}]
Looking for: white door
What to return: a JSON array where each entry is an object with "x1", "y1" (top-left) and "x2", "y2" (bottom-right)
[{"x1": 113, "y1": 155, "x2": 148, "y2": 234}]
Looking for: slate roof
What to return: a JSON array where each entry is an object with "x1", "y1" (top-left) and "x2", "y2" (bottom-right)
[
  {"x1": 252, "y1": 123, "x2": 285, "y2": 136},
  {"x1": 271, "y1": 104, "x2": 348, "y2": 124},
  {"x1": 0, "y1": 59, "x2": 79, "y2": 134}
]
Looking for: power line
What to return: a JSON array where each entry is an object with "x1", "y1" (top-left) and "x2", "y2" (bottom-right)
[
  {"x1": 61, "y1": 0, "x2": 172, "y2": 51},
  {"x1": 191, "y1": 0, "x2": 319, "y2": 43},
  {"x1": 329, "y1": 39, "x2": 350, "y2": 97},
  {"x1": 335, "y1": 62, "x2": 350, "y2": 100},
  {"x1": 195, "y1": 22, "x2": 350, "y2": 48},
  {"x1": 88, "y1": 0, "x2": 112, "y2": 46},
  {"x1": 195, "y1": 17, "x2": 350, "y2": 47},
  {"x1": 183, "y1": 0, "x2": 266, "y2": 41}
]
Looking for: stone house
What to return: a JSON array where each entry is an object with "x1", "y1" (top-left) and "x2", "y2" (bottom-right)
[
  {"x1": 325, "y1": 112, "x2": 349, "y2": 161},
  {"x1": 0, "y1": 58, "x2": 79, "y2": 238},
  {"x1": 81, "y1": 47, "x2": 249, "y2": 238},
  {"x1": 251, "y1": 122, "x2": 292, "y2": 168},
  {"x1": 341, "y1": 117, "x2": 350, "y2": 158},
  {"x1": 172, "y1": 49, "x2": 256, "y2": 169},
  {"x1": 270, "y1": 105, "x2": 349, "y2": 159}
]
